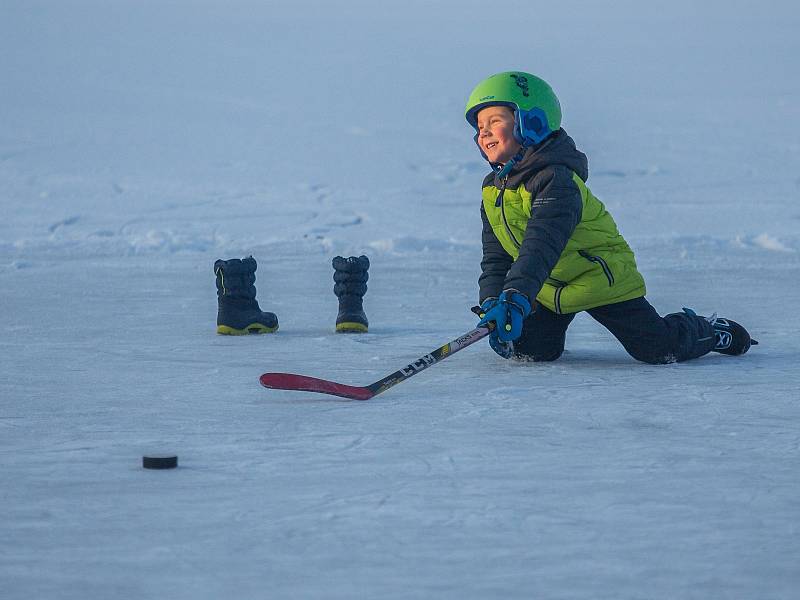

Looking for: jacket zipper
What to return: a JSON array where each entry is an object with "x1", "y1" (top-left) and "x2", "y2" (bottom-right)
[
  {"x1": 579, "y1": 250, "x2": 615, "y2": 286},
  {"x1": 496, "y1": 176, "x2": 522, "y2": 250}
]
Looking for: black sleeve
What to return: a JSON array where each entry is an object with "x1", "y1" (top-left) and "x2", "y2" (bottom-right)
[
  {"x1": 503, "y1": 166, "x2": 583, "y2": 301},
  {"x1": 478, "y1": 203, "x2": 513, "y2": 304}
]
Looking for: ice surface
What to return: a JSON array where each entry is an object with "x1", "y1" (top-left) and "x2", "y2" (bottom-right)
[{"x1": 2, "y1": 1, "x2": 799, "y2": 598}]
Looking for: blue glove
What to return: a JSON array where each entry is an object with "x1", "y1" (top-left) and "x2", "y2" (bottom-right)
[
  {"x1": 472, "y1": 299, "x2": 514, "y2": 359},
  {"x1": 478, "y1": 290, "x2": 532, "y2": 343}
]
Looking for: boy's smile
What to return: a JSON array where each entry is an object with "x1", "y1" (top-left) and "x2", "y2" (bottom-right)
[{"x1": 476, "y1": 106, "x2": 521, "y2": 165}]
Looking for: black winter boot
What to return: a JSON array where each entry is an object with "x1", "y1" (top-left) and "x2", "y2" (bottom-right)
[
  {"x1": 332, "y1": 255, "x2": 369, "y2": 333},
  {"x1": 214, "y1": 256, "x2": 278, "y2": 335}
]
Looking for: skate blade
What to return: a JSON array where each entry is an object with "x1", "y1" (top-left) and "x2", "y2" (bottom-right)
[
  {"x1": 217, "y1": 323, "x2": 278, "y2": 335},
  {"x1": 335, "y1": 322, "x2": 368, "y2": 333}
]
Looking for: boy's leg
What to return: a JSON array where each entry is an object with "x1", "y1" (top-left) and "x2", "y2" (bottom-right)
[
  {"x1": 587, "y1": 297, "x2": 715, "y2": 364},
  {"x1": 513, "y1": 305, "x2": 576, "y2": 361}
]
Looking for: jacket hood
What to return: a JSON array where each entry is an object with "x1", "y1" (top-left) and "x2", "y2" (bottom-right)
[{"x1": 488, "y1": 129, "x2": 589, "y2": 188}]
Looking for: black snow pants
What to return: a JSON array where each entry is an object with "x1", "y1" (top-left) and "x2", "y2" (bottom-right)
[{"x1": 513, "y1": 297, "x2": 716, "y2": 364}]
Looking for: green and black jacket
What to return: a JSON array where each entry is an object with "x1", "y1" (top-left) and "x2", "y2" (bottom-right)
[{"x1": 479, "y1": 129, "x2": 646, "y2": 314}]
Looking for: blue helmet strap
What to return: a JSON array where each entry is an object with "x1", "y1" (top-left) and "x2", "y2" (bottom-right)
[{"x1": 495, "y1": 147, "x2": 528, "y2": 179}]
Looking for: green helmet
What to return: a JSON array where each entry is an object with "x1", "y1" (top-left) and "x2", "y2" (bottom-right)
[{"x1": 465, "y1": 71, "x2": 562, "y2": 146}]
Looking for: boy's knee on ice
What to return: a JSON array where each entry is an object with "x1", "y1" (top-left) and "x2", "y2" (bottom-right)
[{"x1": 511, "y1": 309, "x2": 571, "y2": 362}]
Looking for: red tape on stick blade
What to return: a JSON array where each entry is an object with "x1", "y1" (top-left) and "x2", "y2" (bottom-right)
[{"x1": 259, "y1": 373, "x2": 374, "y2": 400}]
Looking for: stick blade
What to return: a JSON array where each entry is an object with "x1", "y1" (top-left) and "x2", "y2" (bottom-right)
[{"x1": 259, "y1": 372, "x2": 374, "y2": 400}]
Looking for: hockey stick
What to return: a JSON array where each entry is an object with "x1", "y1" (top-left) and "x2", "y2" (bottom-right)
[{"x1": 259, "y1": 323, "x2": 493, "y2": 400}]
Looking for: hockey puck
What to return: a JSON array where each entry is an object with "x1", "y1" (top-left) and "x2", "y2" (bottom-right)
[{"x1": 142, "y1": 455, "x2": 178, "y2": 470}]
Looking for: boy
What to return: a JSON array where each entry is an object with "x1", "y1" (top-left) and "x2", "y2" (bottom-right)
[{"x1": 465, "y1": 71, "x2": 756, "y2": 363}]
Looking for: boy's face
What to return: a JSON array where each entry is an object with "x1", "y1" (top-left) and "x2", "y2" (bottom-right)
[{"x1": 476, "y1": 106, "x2": 521, "y2": 164}]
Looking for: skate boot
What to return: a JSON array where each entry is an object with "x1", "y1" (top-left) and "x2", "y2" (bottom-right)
[
  {"x1": 214, "y1": 256, "x2": 278, "y2": 335},
  {"x1": 683, "y1": 308, "x2": 757, "y2": 356},
  {"x1": 710, "y1": 316, "x2": 758, "y2": 356},
  {"x1": 332, "y1": 255, "x2": 369, "y2": 333}
]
